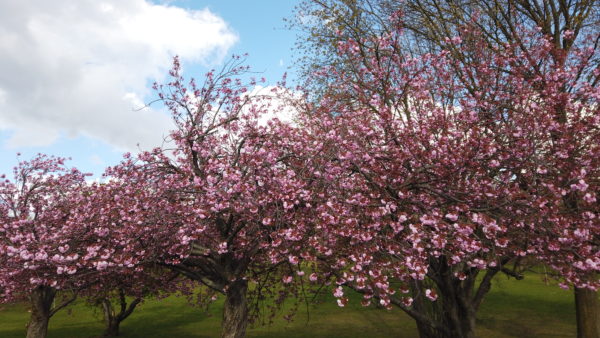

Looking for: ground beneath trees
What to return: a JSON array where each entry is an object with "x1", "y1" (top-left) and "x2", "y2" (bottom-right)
[{"x1": 0, "y1": 272, "x2": 577, "y2": 337}]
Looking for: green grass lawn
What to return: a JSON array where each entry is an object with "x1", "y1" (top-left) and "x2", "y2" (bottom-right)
[{"x1": 0, "y1": 273, "x2": 580, "y2": 337}]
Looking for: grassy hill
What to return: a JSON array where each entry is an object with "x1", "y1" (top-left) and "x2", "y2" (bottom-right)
[{"x1": 0, "y1": 272, "x2": 578, "y2": 337}]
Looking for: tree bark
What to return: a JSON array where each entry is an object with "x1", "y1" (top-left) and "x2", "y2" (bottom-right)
[
  {"x1": 101, "y1": 291, "x2": 141, "y2": 337},
  {"x1": 26, "y1": 285, "x2": 56, "y2": 338},
  {"x1": 575, "y1": 287, "x2": 600, "y2": 338},
  {"x1": 414, "y1": 297, "x2": 477, "y2": 338},
  {"x1": 411, "y1": 258, "x2": 502, "y2": 338},
  {"x1": 102, "y1": 298, "x2": 121, "y2": 337},
  {"x1": 103, "y1": 319, "x2": 121, "y2": 338},
  {"x1": 221, "y1": 280, "x2": 249, "y2": 338}
]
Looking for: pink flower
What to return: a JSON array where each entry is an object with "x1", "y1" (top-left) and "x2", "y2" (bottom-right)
[
  {"x1": 333, "y1": 286, "x2": 344, "y2": 298},
  {"x1": 96, "y1": 261, "x2": 109, "y2": 271},
  {"x1": 288, "y1": 255, "x2": 299, "y2": 264},
  {"x1": 445, "y1": 213, "x2": 458, "y2": 222},
  {"x1": 217, "y1": 242, "x2": 228, "y2": 254},
  {"x1": 425, "y1": 289, "x2": 438, "y2": 301}
]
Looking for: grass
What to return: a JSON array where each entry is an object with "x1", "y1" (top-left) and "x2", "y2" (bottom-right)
[
  {"x1": 476, "y1": 272, "x2": 577, "y2": 337},
  {"x1": 0, "y1": 272, "x2": 581, "y2": 337}
]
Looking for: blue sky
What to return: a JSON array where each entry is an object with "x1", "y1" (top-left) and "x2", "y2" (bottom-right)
[
  {"x1": 191, "y1": 1, "x2": 297, "y2": 81},
  {"x1": 0, "y1": 1, "x2": 298, "y2": 178}
]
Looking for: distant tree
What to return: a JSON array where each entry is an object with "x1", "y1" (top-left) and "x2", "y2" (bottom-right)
[
  {"x1": 0, "y1": 155, "x2": 89, "y2": 338},
  {"x1": 67, "y1": 181, "x2": 182, "y2": 337},
  {"x1": 0, "y1": 156, "x2": 175, "y2": 338},
  {"x1": 290, "y1": 0, "x2": 600, "y2": 94}
]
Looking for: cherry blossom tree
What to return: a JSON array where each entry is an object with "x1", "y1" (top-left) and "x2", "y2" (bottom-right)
[
  {"x1": 292, "y1": 2, "x2": 600, "y2": 334},
  {"x1": 293, "y1": 16, "x2": 600, "y2": 338},
  {"x1": 0, "y1": 155, "x2": 173, "y2": 338},
  {"x1": 95, "y1": 56, "x2": 315, "y2": 338},
  {"x1": 0, "y1": 154, "x2": 90, "y2": 338},
  {"x1": 64, "y1": 180, "x2": 184, "y2": 337}
]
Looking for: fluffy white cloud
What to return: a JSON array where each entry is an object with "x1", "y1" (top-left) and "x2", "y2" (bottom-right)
[
  {"x1": 0, "y1": 0, "x2": 238, "y2": 150},
  {"x1": 248, "y1": 86, "x2": 302, "y2": 126}
]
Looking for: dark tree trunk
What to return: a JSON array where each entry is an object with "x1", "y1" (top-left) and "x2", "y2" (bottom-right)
[
  {"x1": 415, "y1": 308, "x2": 476, "y2": 338},
  {"x1": 575, "y1": 287, "x2": 600, "y2": 338},
  {"x1": 102, "y1": 298, "x2": 121, "y2": 337},
  {"x1": 412, "y1": 281, "x2": 477, "y2": 338},
  {"x1": 221, "y1": 279, "x2": 248, "y2": 338},
  {"x1": 103, "y1": 318, "x2": 121, "y2": 338},
  {"x1": 26, "y1": 286, "x2": 56, "y2": 338},
  {"x1": 410, "y1": 257, "x2": 505, "y2": 338},
  {"x1": 101, "y1": 290, "x2": 141, "y2": 337}
]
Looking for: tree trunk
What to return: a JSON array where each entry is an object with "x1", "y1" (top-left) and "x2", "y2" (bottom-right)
[
  {"x1": 416, "y1": 322, "x2": 448, "y2": 338},
  {"x1": 101, "y1": 291, "x2": 142, "y2": 337},
  {"x1": 102, "y1": 298, "x2": 121, "y2": 337},
  {"x1": 411, "y1": 258, "x2": 502, "y2": 338},
  {"x1": 414, "y1": 302, "x2": 476, "y2": 338},
  {"x1": 410, "y1": 283, "x2": 448, "y2": 338},
  {"x1": 221, "y1": 280, "x2": 249, "y2": 338},
  {"x1": 575, "y1": 287, "x2": 600, "y2": 338},
  {"x1": 103, "y1": 320, "x2": 120, "y2": 337},
  {"x1": 26, "y1": 285, "x2": 56, "y2": 338}
]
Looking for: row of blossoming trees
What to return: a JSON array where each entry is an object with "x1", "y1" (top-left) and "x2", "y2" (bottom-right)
[{"x1": 1, "y1": 13, "x2": 600, "y2": 338}]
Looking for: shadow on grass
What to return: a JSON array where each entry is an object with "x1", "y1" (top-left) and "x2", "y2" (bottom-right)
[
  {"x1": 0, "y1": 272, "x2": 579, "y2": 338},
  {"x1": 477, "y1": 275, "x2": 576, "y2": 338}
]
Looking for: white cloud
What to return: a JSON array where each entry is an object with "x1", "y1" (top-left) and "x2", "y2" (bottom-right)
[
  {"x1": 246, "y1": 86, "x2": 302, "y2": 126},
  {"x1": 0, "y1": 0, "x2": 238, "y2": 150},
  {"x1": 0, "y1": 88, "x2": 6, "y2": 105}
]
